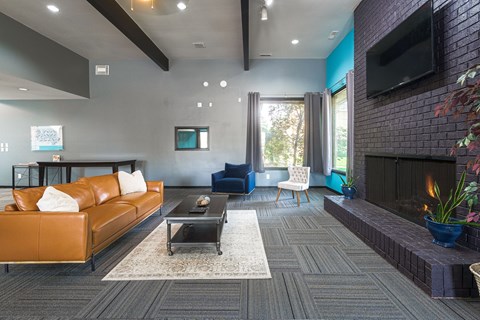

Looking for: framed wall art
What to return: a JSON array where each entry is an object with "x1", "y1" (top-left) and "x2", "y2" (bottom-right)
[{"x1": 31, "y1": 125, "x2": 64, "y2": 151}]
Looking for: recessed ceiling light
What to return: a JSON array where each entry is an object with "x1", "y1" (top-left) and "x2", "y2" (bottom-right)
[
  {"x1": 197, "y1": 102, "x2": 202, "y2": 108},
  {"x1": 220, "y1": 80, "x2": 227, "y2": 88},
  {"x1": 203, "y1": 81, "x2": 209, "y2": 87},
  {"x1": 208, "y1": 102, "x2": 213, "y2": 107},
  {"x1": 47, "y1": 5, "x2": 59, "y2": 13},
  {"x1": 291, "y1": 39, "x2": 299, "y2": 45},
  {"x1": 177, "y1": 2, "x2": 187, "y2": 10},
  {"x1": 18, "y1": 87, "x2": 28, "y2": 91},
  {"x1": 265, "y1": 0, "x2": 274, "y2": 6}
]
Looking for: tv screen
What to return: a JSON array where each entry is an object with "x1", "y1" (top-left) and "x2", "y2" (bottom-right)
[{"x1": 366, "y1": 1, "x2": 435, "y2": 99}]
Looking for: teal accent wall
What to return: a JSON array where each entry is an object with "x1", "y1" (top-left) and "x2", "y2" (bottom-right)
[
  {"x1": 326, "y1": 30, "x2": 354, "y2": 90},
  {"x1": 325, "y1": 29, "x2": 354, "y2": 192},
  {"x1": 326, "y1": 172, "x2": 345, "y2": 194}
]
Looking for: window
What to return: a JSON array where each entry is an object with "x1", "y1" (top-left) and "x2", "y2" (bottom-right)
[
  {"x1": 261, "y1": 99, "x2": 305, "y2": 168},
  {"x1": 175, "y1": 127, "x2": 209, "y2": 150},
  {"x1": 332, "y1": 88, "x2": 348, "y2": 172}
]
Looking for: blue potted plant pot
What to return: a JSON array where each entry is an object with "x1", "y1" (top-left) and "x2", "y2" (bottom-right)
[
  {"x1": 341, "y1": 186, "x2": 356, "y2": 199},
  {"x1": 424, "y1": 215, "x2": 464, "y2": 248}
]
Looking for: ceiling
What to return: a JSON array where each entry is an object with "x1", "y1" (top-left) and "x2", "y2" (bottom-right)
[{"x1": 0, "y1": 0, "x2": 361, "y2": 99}]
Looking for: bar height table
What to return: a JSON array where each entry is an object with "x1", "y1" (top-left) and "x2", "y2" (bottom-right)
[{"x1": 36, "y1": 160, "x2": 136, "y2": 186}]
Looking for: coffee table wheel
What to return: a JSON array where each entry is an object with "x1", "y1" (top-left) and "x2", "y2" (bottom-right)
[
  {"x1": 218, "y1": 250, "x2": 223, "y2": 255},
  {"x1": 168, "y1": 250, "x2": 173, "y2": 256}
]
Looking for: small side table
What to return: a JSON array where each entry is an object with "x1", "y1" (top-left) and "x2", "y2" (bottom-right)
[{"x1": 12, "y1": 164, "x2": 39, "y2": 189}]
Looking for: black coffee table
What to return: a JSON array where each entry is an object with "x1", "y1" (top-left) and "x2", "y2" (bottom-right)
[{"x1": 165, "y1": 195, "x2": 228, "y2": 256}]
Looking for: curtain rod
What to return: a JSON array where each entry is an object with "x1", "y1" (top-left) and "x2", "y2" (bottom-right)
[
  {"x1": 260, "y1": 94, "x2": 305, "y2": 98},
  {"x1": 329, "y1": 77, "x2": 346, "y2": 90}
]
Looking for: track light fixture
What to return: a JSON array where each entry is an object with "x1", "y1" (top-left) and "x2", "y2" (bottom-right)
[{"x1": 261, "y1": 5, "x2": 268, "y2": 21}]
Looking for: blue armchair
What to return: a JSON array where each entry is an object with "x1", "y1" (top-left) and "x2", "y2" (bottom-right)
[{"x1": 211, "y1": 163, "x2": 256, "y2": 195}]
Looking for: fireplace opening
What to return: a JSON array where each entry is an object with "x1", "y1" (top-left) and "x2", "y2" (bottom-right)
[{"x1": 365, "y1": 154, "x2": 456, "y2": 227}]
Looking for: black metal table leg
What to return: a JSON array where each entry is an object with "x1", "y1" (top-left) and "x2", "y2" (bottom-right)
[
  {"x1": 4, "y1": 264, "x2": 9, "y2": 273},
  {"x1": 167, "y1": 222, "x2": 173, "y2": 256},
  {"x1": 216, "y1": 221, "x2": 222, "y2": 255}
]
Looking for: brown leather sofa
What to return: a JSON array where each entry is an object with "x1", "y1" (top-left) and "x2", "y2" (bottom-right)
[{"x1": 0, "y1": 173, "x2": 163, "y2": 272}]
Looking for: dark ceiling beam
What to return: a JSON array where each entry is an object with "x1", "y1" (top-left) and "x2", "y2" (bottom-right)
[
  {"x1": 86, "y1": 0, "x2": 169, "y2": 71},
  {"x1": 241, "y1": 0, "x2": 249, "y2": 71}
]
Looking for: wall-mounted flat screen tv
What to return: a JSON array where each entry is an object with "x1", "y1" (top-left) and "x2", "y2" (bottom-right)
[{"x1": 366, "y1": 0, "x2": 435, "y2": 99}]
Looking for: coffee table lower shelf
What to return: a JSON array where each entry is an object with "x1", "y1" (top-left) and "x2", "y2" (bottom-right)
[{"x1": 167, "y1": 220, "x2": 226, "y2": 256}]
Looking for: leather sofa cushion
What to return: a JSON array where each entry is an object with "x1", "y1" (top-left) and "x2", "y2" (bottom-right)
[
  {"x1": 107, "y1": 192, "x2": 161, "y2": 217},
  {"x1": 80, "y1": 174, "x2": 121, "y2": 205},
  {"x1": 84, "y1": 203, "x2": 136, "y2": 246},
  {"x1": 53, "y1": 182, "x2": 96, "y2": 211},
  {"x1": 13, "y1": 182, "x2": 95, "y2": 211},
  {"x1": 215, "y1": 178, "x2": 245, "y2": 193},
  {"x1": 13, "y1": 187, "x2": 47, "y2": 211}
]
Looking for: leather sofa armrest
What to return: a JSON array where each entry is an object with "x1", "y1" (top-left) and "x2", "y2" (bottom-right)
[
  {"x1": 146, "y1": 181, "x2": 164, "y2": 203},
  {"x1": 4, "y1": 203, "x2": 18, "y2": 211},
  {"x1": 0, "y1": 211, "x2": 91, "y2": 263},
  {"x1": 211, "y1": 170, "x2": 226, "y2": 192},
  {"x1": 245, "y1": 171, "x2": 256, "y2": 193}
]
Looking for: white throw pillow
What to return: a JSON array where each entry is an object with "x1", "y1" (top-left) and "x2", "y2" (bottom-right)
[
  {"x1": 118, "y1": 170, "x2": 147, "y2": 195},
  {"x1": 37, "y1": 186, "x2": 80, "y2": 212}
]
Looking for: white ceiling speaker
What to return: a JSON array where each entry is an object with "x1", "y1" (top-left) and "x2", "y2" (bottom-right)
[
  {"x1": 127, "y1": 0, "x2": 189, "y2": 15},
  {"x1": 95, "y1": 65, "x2": 110, "y2": 75}
]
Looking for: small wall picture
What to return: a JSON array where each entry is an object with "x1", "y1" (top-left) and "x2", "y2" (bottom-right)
[
  {"x1": 31, "y1": 125, "x2": 63, "y2": 151},
  {"x1": 52, "y1": 154, "x2": 61, "y2": 162}
]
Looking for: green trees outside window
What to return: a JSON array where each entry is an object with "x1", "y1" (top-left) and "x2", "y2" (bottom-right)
[
  {"x1": 332, "y1": 88, "x2": 348, "y2": 172},
  {"x1": 261, "y1": 100, "x2": 305, "y2": 168}
]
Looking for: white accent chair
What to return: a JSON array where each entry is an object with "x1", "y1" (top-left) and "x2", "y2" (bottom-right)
[{"x1": 275, "y1": 166, "x2": 311, "y2": 206}]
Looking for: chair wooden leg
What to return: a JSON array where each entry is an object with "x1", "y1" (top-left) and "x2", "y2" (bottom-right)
[
  {"x1": 296, "y1": 191, "x2": 300, "y2": 206},
  {"x1": 275, "y1": 188, "x2": 282, "y2": 202},
  {"x1": 304, "y1": 189, "x2": 310, "y2": 203},
  {"x1": 292, "y1": 190, "x2": 295, "y2": 198}
]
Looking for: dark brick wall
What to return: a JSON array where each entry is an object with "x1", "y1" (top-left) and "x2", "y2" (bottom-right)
[{"x1": 354, "y1": 0, "x2": 480, "y2": 248}]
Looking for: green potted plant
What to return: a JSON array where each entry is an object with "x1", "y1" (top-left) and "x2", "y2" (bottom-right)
[
  {"x1": 424, "y1": 171, "x2": 480, "y2": 248},
  {"x1": 339, "y1": 170, "x2": 357, "y2": 199}
]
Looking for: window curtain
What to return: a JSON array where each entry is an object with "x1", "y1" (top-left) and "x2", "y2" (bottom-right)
[
  {"x1": 245, "y1": 92, "x2": 265, "y2": 172},
  {"x1": 322, "y1": 89, "x2": 333, "y2": 176},
  {"x1": 346, "y1": 70, "x2": 355, "y2": 174},
  {"x1": 303, "y1": 92, "x2": 323, "y2": 173}
]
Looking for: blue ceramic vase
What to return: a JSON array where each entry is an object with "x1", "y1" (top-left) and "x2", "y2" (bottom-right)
[
  {"x1": 341, "y1": 186, "x2": 356, "y2": 199},
  {"x1": 424, "y1": 215, "x2": 464, "y2": 248}
]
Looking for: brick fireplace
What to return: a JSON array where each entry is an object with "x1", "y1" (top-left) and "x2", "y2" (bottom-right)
[
  {"x1": 353, "y1": 0, "x2": 480, "y2": 251},
  {"x1": 365, "y1": 154, "x2": 456, "y2": 227},
  {"x1": 323, "y1": 0, "x2": 480, "y2": 298}
]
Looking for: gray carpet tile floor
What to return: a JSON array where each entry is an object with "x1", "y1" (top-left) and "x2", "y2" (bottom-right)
[{"x1": 1, "y1": 187, "x2": 480, "y2": 319}]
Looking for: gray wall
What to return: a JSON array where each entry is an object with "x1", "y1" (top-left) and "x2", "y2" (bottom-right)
[
  {"x1": 0, "y1": 58, "x2": 326, "y2": 186},
  {"x1": 0, "y1": 12, "x2": 89, "y2": 98}
]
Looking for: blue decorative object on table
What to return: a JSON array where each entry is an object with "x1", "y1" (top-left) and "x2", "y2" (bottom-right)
[
  {"x1": 424, "y1": 215, "x2": 464, "y2": 248},
  {"x1": 341, "y1": 186, "x2": 356, "y2": 199}
]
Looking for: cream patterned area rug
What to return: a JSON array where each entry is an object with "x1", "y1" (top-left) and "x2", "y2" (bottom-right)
[{"x1": 103, "y1": 210, "x2": 271, "y2": 281}]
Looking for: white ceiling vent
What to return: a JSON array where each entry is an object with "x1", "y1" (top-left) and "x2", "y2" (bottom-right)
[
  {"x1": 260, "y1": 53, "x2": 272, "y2": 57},
  {"x1": 95, "y1": 65, "x2": 109, "y2": 75},
  {"x1": 193, "y1": 42, "x2": 206, "y2": 48}
]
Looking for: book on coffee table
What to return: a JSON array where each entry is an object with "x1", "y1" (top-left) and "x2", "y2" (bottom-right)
[{"x1": 189, "y1": 207, "x2": 208, "y2": 214}]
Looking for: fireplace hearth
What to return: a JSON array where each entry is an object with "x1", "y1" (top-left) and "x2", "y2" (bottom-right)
[{"x1": 365, "y1": 154, "x2": 456, "y2": 227}]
